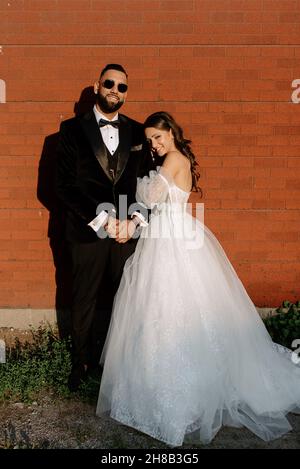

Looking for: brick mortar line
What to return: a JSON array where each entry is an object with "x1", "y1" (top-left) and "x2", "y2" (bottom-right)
[{"x1": 1, "y1": 44, "x2": 300, "y2": 47}]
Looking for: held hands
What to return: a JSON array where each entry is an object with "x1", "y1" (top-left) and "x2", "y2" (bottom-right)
[
  {"x1": 104, "y1": 216, "x2": 119, "y2": 238},
  {"x1": 115, "y1": 219, "x2": 137, "y2": 243},
  {"x1": 104, "y1": 217, "x2": 137, "y2": 243}
]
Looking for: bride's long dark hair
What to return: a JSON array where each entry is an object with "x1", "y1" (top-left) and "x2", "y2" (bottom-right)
[{"x1": 143, "y1": 111, "x2": 201, "y2": 193}]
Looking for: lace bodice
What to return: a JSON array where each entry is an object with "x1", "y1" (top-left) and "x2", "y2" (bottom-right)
[{"x1": 136, "y1": 167, "x2": 190, "y2": 208}]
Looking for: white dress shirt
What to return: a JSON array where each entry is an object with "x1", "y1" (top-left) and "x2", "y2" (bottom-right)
[{"x1": 93, "y1": 105, "x2": 119, "y2": 155}]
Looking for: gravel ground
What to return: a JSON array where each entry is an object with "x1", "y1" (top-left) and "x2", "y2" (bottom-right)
[{"x1": 1, "y1": 397, "x2": 300, "y2": 450}]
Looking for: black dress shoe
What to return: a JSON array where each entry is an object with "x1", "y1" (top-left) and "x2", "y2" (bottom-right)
[{"x1": 68, "y1": 364, "x2": 88, "y2": 392}]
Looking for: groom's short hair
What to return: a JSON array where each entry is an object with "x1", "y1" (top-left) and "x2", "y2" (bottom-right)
[{"x1": 100, "y1": 64, "x2": 128, "y2": 78}]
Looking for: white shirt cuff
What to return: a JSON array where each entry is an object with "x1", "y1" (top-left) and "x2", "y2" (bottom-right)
[
  {"x1": 88, "y1": 210, "x2": 109, "y2": 232},
  {"x1": 132, "y1": 211, "x2": 148, "y2": 227}
]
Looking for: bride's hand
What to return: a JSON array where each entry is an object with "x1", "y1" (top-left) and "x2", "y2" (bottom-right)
[{"x1": 115, "y1": 220, "x2": 136, "y2": 243}]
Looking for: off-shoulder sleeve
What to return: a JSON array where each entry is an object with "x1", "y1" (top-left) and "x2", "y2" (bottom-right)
[{"x1": 136, "y1": 166, "x2": 172, "y2": 208}]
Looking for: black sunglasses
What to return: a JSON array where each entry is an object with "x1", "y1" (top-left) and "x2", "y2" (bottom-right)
[{"x1": 101, "y1": 79, "x2": 128, "y2": 93}]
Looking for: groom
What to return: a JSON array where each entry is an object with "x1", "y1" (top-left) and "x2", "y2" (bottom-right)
[{"x1": 55, "y1": 64, "x2": 152, "y2": 391}]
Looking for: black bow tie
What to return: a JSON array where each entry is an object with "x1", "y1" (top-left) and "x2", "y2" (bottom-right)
[{"x1": 98, "y1": 118, "x2": 120, "y2": 128}]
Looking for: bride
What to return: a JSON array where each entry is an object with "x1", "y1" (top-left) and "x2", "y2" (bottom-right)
[{"x1": 96, "y1": 111, "x2": 300, "y2": 446}]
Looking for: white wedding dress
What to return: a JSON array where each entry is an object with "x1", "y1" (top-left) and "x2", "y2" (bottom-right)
[{"x1": 96, "y1": 167, "x2": 300, "y2": 446}]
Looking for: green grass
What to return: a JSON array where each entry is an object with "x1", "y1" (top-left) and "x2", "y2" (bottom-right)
[
  {"x1": 263, "y1": 300, "x2": 300, "y2": 350},
  {"x1": 0, "y1": 325, "x2": 100, "y2": 404}
]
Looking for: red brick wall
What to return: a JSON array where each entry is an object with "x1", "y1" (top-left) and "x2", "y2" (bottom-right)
[{"x1": 0, "y1": 0, "x2": 300, "y2": 308}]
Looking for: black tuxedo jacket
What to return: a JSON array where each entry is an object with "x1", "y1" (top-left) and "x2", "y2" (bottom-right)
[{"x1": 55, "y1": 111, "x2": 153, "y2": 243}]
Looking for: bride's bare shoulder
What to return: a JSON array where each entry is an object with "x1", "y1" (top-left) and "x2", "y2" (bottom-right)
[{"x1": 163, "y1": 151, "x2": 189, "y2": 171}]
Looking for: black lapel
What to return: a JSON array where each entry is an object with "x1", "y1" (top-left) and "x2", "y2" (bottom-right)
[
  {"x1": 114, "y1": 114, "x2": 132, "y2": 184},
  {"x1": 79, "y1": 111, "x2": 113, "y2": 181}
]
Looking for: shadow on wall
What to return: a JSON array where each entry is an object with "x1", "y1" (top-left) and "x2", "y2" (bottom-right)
[{"x1": 37, "y1": 86, "x2": 114, "y2": 355}]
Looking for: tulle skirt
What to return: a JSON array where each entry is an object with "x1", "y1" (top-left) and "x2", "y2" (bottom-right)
[{"x1": 96, "y1": 208, "x2": 300, "y2": 446}]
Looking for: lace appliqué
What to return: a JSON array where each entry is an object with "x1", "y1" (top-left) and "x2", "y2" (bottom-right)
[{"x1": 136, "y1": 167, "x2": 172, "y2": 208}]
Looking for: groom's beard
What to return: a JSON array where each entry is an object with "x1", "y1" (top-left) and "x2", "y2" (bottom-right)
[{"x1": 96, "y1": 94, "x2": 124, "y2": 113}]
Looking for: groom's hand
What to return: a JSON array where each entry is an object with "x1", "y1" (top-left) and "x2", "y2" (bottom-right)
[
  {"x1": 104, "y1": 216, "x2": 119, "y2": 238},
  {"x1": 115, "y1": 220, "x2": 136, "y2": 243}
]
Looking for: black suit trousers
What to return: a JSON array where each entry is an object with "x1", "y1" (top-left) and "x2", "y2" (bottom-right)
[{"x1": 68, "y1": 236, "x2": 137, "y2": 368}]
